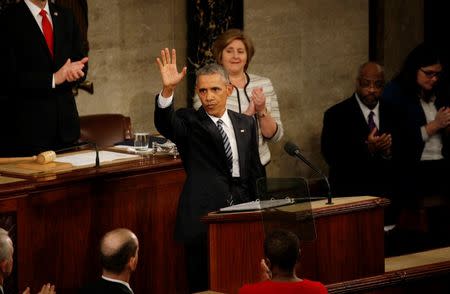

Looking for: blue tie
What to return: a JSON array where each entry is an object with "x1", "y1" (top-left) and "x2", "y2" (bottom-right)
[{"x1": 217, "y1": 119, "x2": 233, "y2": 172}]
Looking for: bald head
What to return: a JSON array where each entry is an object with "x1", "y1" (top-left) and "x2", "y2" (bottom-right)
[
  {"x1": 100, "y1": 228, "x2": 138, "y2": 274},
  {"x1": 356, "y1": 62, "x2": 385, "y2": 109}
]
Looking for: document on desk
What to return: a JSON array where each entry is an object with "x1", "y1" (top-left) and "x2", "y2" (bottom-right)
[
  {"x1": 219, "y1": 198, "x2": 295, "y2": 212},
  {"x1": 56, "y1": 151, "x2": 139, "y2": 167}
]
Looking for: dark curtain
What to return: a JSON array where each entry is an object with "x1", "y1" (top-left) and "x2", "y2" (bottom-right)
[
  {"x1": 186, "y1": 0, "x2": 243, "y2": 106},
  {"x1": 0, "y1": 0, "x2": 18, "y2": 12}
]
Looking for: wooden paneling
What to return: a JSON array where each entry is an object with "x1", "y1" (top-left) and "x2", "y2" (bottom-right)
[
  {"x1": 0, "y1": 155, "x2": 188, "y2": 294},
  {"x1": 204, "y1": 197, "x2": 389, "y2": 294}
]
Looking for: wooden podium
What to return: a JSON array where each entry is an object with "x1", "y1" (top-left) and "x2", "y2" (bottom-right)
[
  {"x1": 203, "y1": 196, "x2": 389, "y2": 294},
  {"x1": 0, "y1": 154, "x2": 188, "y2": 294}
]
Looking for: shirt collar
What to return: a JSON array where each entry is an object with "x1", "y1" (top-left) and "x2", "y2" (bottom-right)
[
  {"x1": 355, "y1": 92, "x2": 379, "y2": 119},
  {"x1": 207, "y1": 110, "x2": 232, "y2": 128},
  {"x1": 24, "y1": 0, "x2": 50, "y2": 17},
  {"x1": 102, "y1": 276, "x2": 133, "y2": 293}
]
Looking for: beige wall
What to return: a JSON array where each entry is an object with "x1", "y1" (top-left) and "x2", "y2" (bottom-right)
[
  {"x1": 76, "y1": 0, "x2": 187, "y2": 134},
  {"x1": 76, "y1": 0, "x2": 422, "y2": 181},
  {"x1": 245, "y1": 0, "x2": 368, "y2": 178}
]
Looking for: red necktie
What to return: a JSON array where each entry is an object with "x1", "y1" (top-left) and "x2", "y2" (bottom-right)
[{"x1": 39, "y1": 9, "x2": 54, "y2": 57}]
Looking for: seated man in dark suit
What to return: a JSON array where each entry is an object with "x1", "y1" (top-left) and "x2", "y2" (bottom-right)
[
  {"x1": 321, "y1": 62, "x2": 395, "y2": 200},
  {"x1": 239, "y1": 229, "x2": 328, "y2": 294},
  {"x1": 80, "y1": 228, "x2": 139, "y2": 294},
  {"x1": 154, "y1": 48, "x2": 264, "y2": 292}
]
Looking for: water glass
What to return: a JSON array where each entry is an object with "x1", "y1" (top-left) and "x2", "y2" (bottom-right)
[{"x1": 134, "y1": 132, "x2": 150, "y2": 151}]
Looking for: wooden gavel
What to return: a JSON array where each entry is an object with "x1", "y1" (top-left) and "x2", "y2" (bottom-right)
[{"x1": 0, "y1": 151, "x2": 56, "y2": 165}]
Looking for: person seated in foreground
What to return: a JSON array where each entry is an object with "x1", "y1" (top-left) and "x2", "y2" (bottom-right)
[
  {"x1": 80, "y1": 228, "x2": 139, "y2": 294},
  {"x1": 239, "y1": 229, "x2": 328, "y2": 294},
  {"x1": 0, "y1": 228, "x2": 55, "y2": 294}
]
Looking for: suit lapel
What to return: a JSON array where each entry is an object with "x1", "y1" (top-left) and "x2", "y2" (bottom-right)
[
  {"x1": 228, "y1": 110, "x2": 248, "y2": 176},
  {"x1": 50, "y1": 3, "x2": 62, "y2": 64},
  {"x1": 197, "y1": 108, "x2": 229, "y2": 166},
  {"x1": 21, "y1": 1, "x2": 54, "y2": 62},
  {"x1": 350, "y1": 94, "x2": 371, "y2": 135}
]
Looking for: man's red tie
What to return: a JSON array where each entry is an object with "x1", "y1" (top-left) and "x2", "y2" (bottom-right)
[{"x1": 39, "y1": 9, "x2": 54, "y2": 57}]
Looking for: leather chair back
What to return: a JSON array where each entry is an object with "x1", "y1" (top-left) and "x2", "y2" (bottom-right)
[{"x1": 79, "y1": 114, "x2": 132, "y2": 147}]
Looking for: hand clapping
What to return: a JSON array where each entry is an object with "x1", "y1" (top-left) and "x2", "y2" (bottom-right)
[
  {"x1": 22, "y1": 283, "x2": 56, "y2": 294},
  {"x1": 54, "y1": 57, "x2": 88, "y2": 85}
]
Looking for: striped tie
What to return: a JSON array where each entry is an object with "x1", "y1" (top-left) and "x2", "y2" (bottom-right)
[{"x1": 217, "y1": 119, "x2": 233, "y2": 172}]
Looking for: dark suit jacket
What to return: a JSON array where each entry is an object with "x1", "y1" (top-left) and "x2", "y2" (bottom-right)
[
  {"x1": 321, "y1": 94, "x2": 396, "y2": 196},
  {"x1": 154, "y1": 98, "x2": 264, "y2": 241},
  {"x1": 0, "y1": 1, "x2": 85, "y2": 156},
  {"x1": 80, "y1": 278, "x2": 133, "y2": 294},
  {"x1": 383, "y1": 80, "x2": 450, "y2": 163}
]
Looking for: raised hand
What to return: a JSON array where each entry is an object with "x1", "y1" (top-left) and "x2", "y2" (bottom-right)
[
  {"x1": 251, "y1": 87, "x2": 267, "y2": 113},
  {"x1": 156, "y1": 48, "x2": 187, "y2": 97},
  {"x1": 54, "y1": 57, "x2": 88, "y2": 85}
]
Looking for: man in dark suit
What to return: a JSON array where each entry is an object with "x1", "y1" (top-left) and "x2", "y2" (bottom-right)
[
  {"x1": 81, "y1": 228, "x2": 138, "y2": 294},
  {"x1": 321, "y1": 62, "x2": 395, "y2": 199},
  {"x1": 154, "y1": 48, "x2": 264, "y2": 292},
  {"x1": 0, "y1": 0, "x2": 88, "y2": 156}
]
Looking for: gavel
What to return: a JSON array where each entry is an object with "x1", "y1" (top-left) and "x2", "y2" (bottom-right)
[{"x1": 0, "y1": 151, "x2": 56, "y2": 165}]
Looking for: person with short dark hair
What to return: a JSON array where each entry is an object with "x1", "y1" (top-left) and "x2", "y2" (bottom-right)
[
  {"x1": 154, "y1": 48, "x2": 264, "y2": 292},
  {"x1": 239, "y1": 229, "x2": 327, "y2": 294},
  {"x1": 80, "y1": 228, "x2": 139, "y2": 294}
]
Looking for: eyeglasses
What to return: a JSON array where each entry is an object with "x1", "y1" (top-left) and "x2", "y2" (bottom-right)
[
  {"x1": 420, "y1": 68, "x2": 442, "y2": 78},
  {"x1": 358, "y1": 78, "x2": 384, "y2": 89}
]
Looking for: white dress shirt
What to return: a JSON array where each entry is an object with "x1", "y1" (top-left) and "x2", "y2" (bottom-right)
[
  {"x1": 355, "y1": 93, "x2": 380, "y2": 129},
  {"x1": 157, "y1": 93, "x2": 240, "y2": 176}
]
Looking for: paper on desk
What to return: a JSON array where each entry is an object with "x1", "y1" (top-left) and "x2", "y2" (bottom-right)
[{"x1": 56, "y1": 151, "x2": 139, "y2": 167}]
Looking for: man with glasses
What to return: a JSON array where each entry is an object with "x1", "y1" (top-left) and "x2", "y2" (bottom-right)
[{"x1": 321, "y1": 62, "x2": 396, "y2": 201}]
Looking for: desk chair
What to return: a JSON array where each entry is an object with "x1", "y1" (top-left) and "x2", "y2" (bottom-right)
[{"x1": 79, "y1": 114, "x2": 132, "y2": 148}]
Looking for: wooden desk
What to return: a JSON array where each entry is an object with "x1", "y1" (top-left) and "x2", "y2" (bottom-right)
[
  {"x1": 327, "y1": 247, "x2": 450, "y2": 293},
  {"x1": 0, "y1": 155, "x2": 187, "y2": 294},
  {"x1": 203, "y1": 196, "x2": 389, "y2": 294}
]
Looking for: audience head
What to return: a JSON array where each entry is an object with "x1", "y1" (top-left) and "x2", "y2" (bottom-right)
[
  {"x1": 355, "y1": 62, "x2": 385, "y2": 109},
  {"x1": 0, "y1": 228, "x2": 13, "y2": 281},
  {"x1": 195, "y1": 63, "x2": 233, "y2": 117},
  {"x1": 100, "y1": 228, "x2": 139, "y2": 276},
  {"x1": 212, "y1": 28, "x2": 255, "y2": 73},
  {"x1": 394, "y1": 42, "x2": 443, "y2": 96},
  {"x1": 264, "y1": 229, "x2": 300, "y2": 273}
]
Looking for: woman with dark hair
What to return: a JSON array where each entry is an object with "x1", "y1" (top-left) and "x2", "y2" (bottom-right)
[
  {"x1": 383, "y1": 43, "x2": 450, "y2": 248},
  {"x1": 193, "y1": 29, "x2": 283, "y2": 170}
]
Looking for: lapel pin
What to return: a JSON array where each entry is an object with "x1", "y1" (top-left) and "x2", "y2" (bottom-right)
[
  {"x1": 54, "y1": 12, "x2": 58, "y2": 16},
  {"x1": 240, "y1": 129, "x2": 245, "y2": 133}
]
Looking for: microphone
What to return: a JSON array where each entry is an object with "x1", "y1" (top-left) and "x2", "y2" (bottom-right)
[{"x1": 284, "y1": 141, "x2": 333, "y2": 204}]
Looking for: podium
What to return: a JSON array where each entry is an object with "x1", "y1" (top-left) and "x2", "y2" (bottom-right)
[{"x1": 202, "y1": 196, "x2": 389, "y2": 294}]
